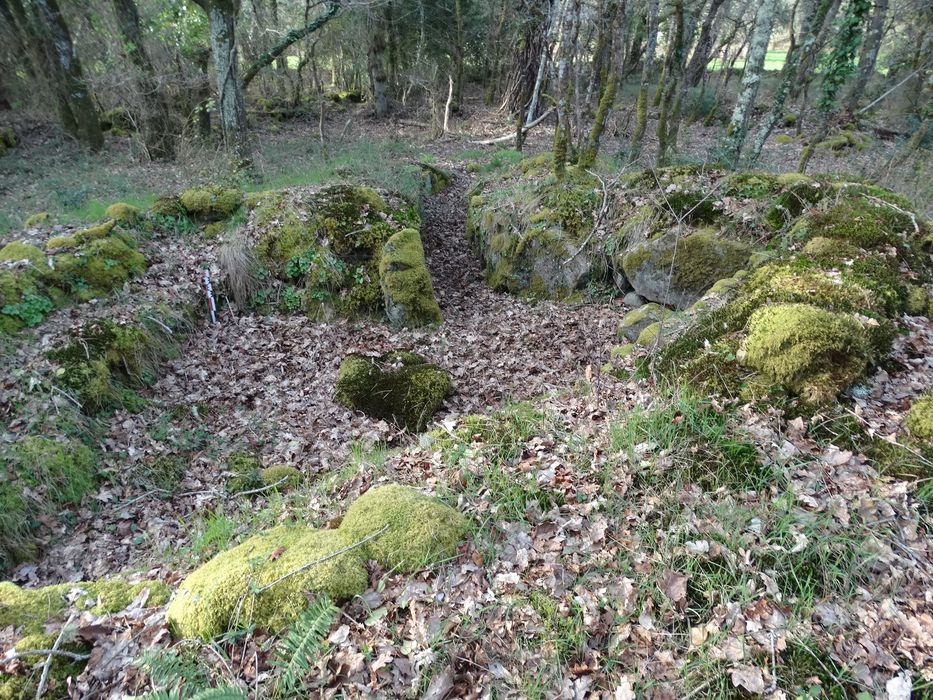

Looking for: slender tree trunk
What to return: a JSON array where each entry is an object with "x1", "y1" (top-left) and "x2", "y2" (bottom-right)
[
  {"x1": 721, "y1": 0, "x2": 776, "y2": 165},
  {"x1": 553, "y1": 0, "x2": 574, "y2": 177},
  {"x1": 196, "y1": 0, "x2": 252, "y2": 167},
  {"x1": 684, "y1": 0, "x2": 727, "y2": 86},
  {"x1": 628, "y1": 0, "x2": 659, "y2": 161},
  {"x1": 656, "y1": 0, "x2": 686, "y2": 166},
  {"x1": 580, "y1": 0, "x2": 620, "y2": 167},
  {"x1": 453, "y1": 0, "x2": 464, "y2": 110},
  {"x1": 110, "y1": 0, "x2": 175, "y2": 159},
  {"x1": 33, "y1": 0, "x2": 103, "y2": 150},
  {"x1": 367, "y1": 8, "x2": 389, "y2": 117},
  {"x1": 793, "y1": 0, "x2": 841, "y2": 98},
  {"x1": 748, "y1": 0, "x2": 829, "y2": 161},
  {"x1": 844, "y1": 0, "x2": 887, "y2": 115}
]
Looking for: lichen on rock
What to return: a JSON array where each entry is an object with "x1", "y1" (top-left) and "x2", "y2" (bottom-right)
[
  {"x1": 379, "y1": 228, "x2": 442, "y2": 328},
  {"x1": 335, "y1": 351, "x2": 453, "y2": 432},
  {"x1": 622, "y1": 229, "x2": 751, "y2": 309}
]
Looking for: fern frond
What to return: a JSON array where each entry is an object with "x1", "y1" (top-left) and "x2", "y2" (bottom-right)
[
  {"x1": 272, "y1": 596, "x2": 339, "y2": 696},
  {"x1": 136, "y1": 690, "x2": 184, "y2": 700},
  {"x1": 137, "y1": 648, "x2": 210, "y2": 695}
]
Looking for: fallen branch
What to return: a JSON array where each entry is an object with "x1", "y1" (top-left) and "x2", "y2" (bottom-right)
[
  {"x1": 231, "y1": 476, "x2": 290, "y2": 498},
  {"x1": 255, "y1": 524, "x2": 389, "y2": 594},
  {"x1": 4, "y1": 648, "x2": 90, "y2": 664},
  {"x1": 36, "y1": 616, "x2": 76, "y2": 699},
  {"x1": 470, "y1": 108, "x2": 554, "y2": 145}
]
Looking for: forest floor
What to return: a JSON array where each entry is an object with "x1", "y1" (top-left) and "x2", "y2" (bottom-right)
[{"x1": 1, "y1": 99, "x2": 932, "y2": 698}]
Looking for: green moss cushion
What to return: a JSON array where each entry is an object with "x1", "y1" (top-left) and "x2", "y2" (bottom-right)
[
  {"x1": 334, "y1": 351, "x2": 453, "y2": 431},
  {"x1": 741, "y1": 303, "x2": 869, "y2": 403},
  {"x1": 167, "y1": 527, "x2": 368, "y2": 639},
  {"x1": 340, "y1": 484, "x2": 467, "y2": 572},
  {"x1": 379, "y1": 228, "x2": 442, "y2": 328},
  {"x1": 906, "y1": 395, "x2": 933, "y2": 442}
]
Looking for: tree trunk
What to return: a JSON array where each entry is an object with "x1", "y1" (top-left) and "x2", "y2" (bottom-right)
[
  {"x1": 628, "y1": 0, "x2": 659, "y2": 161},
  {"x1": 368, "y1": 8, "x2": 389, "y2": 118},
  {"x1": 553, "y1": 0, "x2": 575, "y2": 177},
  {"x1": 579, "y1": 0, "x2": 620, "y2": 167},
  {"x1": 684, "y1": 0, "x2": 727, "y2": 87},
  {"x1": 197, "y1": 0, "x2": 252, "y2": 167},
  {"x1": 32, "y1": 0, "x2": 103, "y2": 150},
  {"x1": 110, "y1": 0, "x2": 175, "y2": 159},
  {"x1": 656, "y1": 0, "x2": 686, "y2": 166},
  {"x1": 844, "y1": 0, "x2": 887, "y2": 115},
  {"x1": 721, "y1": 0, "x2": 776, "y2": 165}
]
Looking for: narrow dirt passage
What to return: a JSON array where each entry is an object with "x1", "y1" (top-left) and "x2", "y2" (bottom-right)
[{"x1": 23, "y1": 164, "x2": 627, "y2": 584}]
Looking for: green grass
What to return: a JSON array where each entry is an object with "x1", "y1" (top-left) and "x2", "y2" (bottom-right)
[{"x1": 708, "y1": 49, "x2": 787, "y2": 72}]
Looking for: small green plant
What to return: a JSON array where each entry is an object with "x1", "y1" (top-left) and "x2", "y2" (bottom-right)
[
  {"x1": 279, "y1": 285, "x2": 303, "y2": 312},
  {"x1": 191, "y1": 509, "x2": 237, "y2": 559},
  {"x1": 2, "y1": 292, "x2": 54, "y2": 326},
  {"x1": 272, "y1": 596, "x2": 339, "y2": 696}
]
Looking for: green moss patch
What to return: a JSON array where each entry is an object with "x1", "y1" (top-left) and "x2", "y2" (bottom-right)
[
  {"x1": 167, "y1": 484, "x2": 467, "y2": 639},
  {"x1": 379, "y1": 228, "x2": 442, "y2": 328},
  {"x1": 180, "y1": 185, "x2": 243, "y2": 221},
  {"x1": 905, "y1": 395, "x2": 933, "y2": 442},
  {"x1": 741, "y1": 303, "x2": 869, "y2": 403},
  {"x1": 335, "y1": 351, "x2": 453, "y2": 432}
]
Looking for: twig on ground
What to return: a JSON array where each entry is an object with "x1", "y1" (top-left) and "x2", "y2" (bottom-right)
[{"x1": 36, "y1": 615, "x2": 75, "y2": 699}]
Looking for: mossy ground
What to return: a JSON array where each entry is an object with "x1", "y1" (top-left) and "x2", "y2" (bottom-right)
[{"x1": 379, "y1": 228, "x2": 443, "y2": 328}]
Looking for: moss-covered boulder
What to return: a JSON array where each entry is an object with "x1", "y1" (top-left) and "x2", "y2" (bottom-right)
[
  {"x1": 905, "y1": 395, "x2": 933, "y2": 442},
  {"x1": 167, "y1": 483, "x2": 467, "y2": 639},
  {"x1": 335, "y1": 351, "x2": 453, "y2": 432},
  {"x1": 622, "y1": 229, "x2": 752, "y2": 309},
  {"x1": 0, "y1": 126, "x2": 15, "y2": 157},
  {"x1": 467, "y1": 171, "x2": 604, "y2": 298},
  {"x1": 104, "y1": 202, "x2": 140, "y2": 224},
  {"x1": 740, "y1": 303, "x2": 869, "y2": 403},
  {"x1": 246, "y1": 185, "x2": 420, "y2": 320},
  {"x1": 260, "y1": 465, "x2": 302, "y2": 491},
  {"x1": 0, "y1": 242, "x2": 46, "y2": 269},
  {"x1": 379, "y1": 228, "x2": 442, "y2": 328},
  {"x1": 0, "y1": 270, "x2": 54, "y2": 333},
  {"x1": 0, "y1": 436, "x2": 96, "y2": 571},
  {"x1": 180, "y1": 185, "x2": 243, "y2": 221},
  {"x1": 166, "y1": 527, "x2": 367, "y2": 640},
  {"x1": 23, "y1": 212, "x2": 51, "y2": 228},
  {"x1": 340, "y1": 484, "x2": 467, "y2": 572},
  {"x1": 618, "y1": 302, "x2": 671, "y2": 342},
  {"x1": 0, "y1": 579, "x2": 169, "y2": 634}
]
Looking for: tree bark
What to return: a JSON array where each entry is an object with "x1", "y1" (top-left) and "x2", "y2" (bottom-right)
[
  {"x1": 367, "y1": 7, "x2": 389, "y2": 118},
  {"x1": 110, "y1": 0, "x2": 176, "y2": 159},
  {"x1": 721, "y1": 0, "x2": 776, "y2": 165},
  {"x1": 844, "y1": 0, "x2": 887, "y2": 115},
  {"x1": 656, "y1": 0, "x2": 686, "y2": 166},
  {"x1": 628, "y1": 0, "x2": 659, "y2": 161},
  {"x1": 195, "y1": 0, "x2": 252, "y2": 166},
  {"x1": 32, "y1": 0, "x2": 103, "y2": 150},
  {"x1": 684, "y1": 0, "x2": 727, "y2": 87}
]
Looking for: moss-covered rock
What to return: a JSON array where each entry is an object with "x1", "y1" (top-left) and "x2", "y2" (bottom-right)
[
  {"x1": 150, "y1": 195, "x2": 187, "y2": 219},
  {"x1": 260, "y1": 465, "x2": 302, "y2": 491},
  {"x1": 618, "y1": 302, "x2": 670, "y2": 342},
  {"x1": 379, "y1": 228, "x2": 442, "y2": 328},
  {"x1": 0, "y1": 126, "x2": 15, "y2": 153},
  {"x1": 905, "y1": 395, "x2": 933, "y2": 441},
  {"x1": 906, "y1": 285, "x2": 931, "y2": 316},
  {"x1": 335, "y1": 351, "x2": 453, "y2": 432},
  {"x1": 340, "y1": 484, "x2": 467, "y2": 572},
  {"x1": 224, "y1": 451, "x2": 263, "y2": 493},
  {"x1": 0, "y1": 242, "x2": 46, "y2": 269},
  {"x1": 622, "y1": 229, "x2": 752, "y2": 309},
  {"x1": 167, "y1": 483, "x2": 467, "y2": 639},
  {"x1": 180, "y1": 186, "x2": 243, "y2": 221},
  {"x1": 104, "y1": 202, "x2": 140, "y2": 224},
  {"x1": 52, "y1": 235, "x2": 146, "y2": 300},
  {"x1": 166, "y1": 526, "x2": 368, "y2": 639},
  {"x1": 740, "y1": 303, "x2": 869, "y2": 403},
  {"x1": 0, "y1": 436, "x2": 96, "y2": 571},
  {"x1": 24, "y1": 212, "x2": 51, "y2": 228},
  {"x1": 0, "y1": 270, "x2": 53, "y2": 333}
]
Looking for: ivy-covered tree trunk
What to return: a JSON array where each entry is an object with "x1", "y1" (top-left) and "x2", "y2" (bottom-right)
[
  {"x1": 196, "y1": 0, "x2": 252, "y2": 167},
  {"x1": 798, "y1": 0, "x2": 872, "y2": 172},
  {"x1": 844, "y1": 0, "x2": 887, "y2": 115},
  {"x1": 628, "y1": 0, "x2": 659, "y2": 161},
  {"x1": 110, "y1": 0, "x2": 176, "y2": 159},
  {"x1": 31, "y1": 0, "x2": 103, "y2": 150},
  {"x1": 749, "y1": 0, "x2": 832, "y2": 162},
  {"x1": 684, "y1": 0, "x2": 727, "y2": 87},
  {"x1": 720, "y1": 0, "x2": 776, "y2": 165}
]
